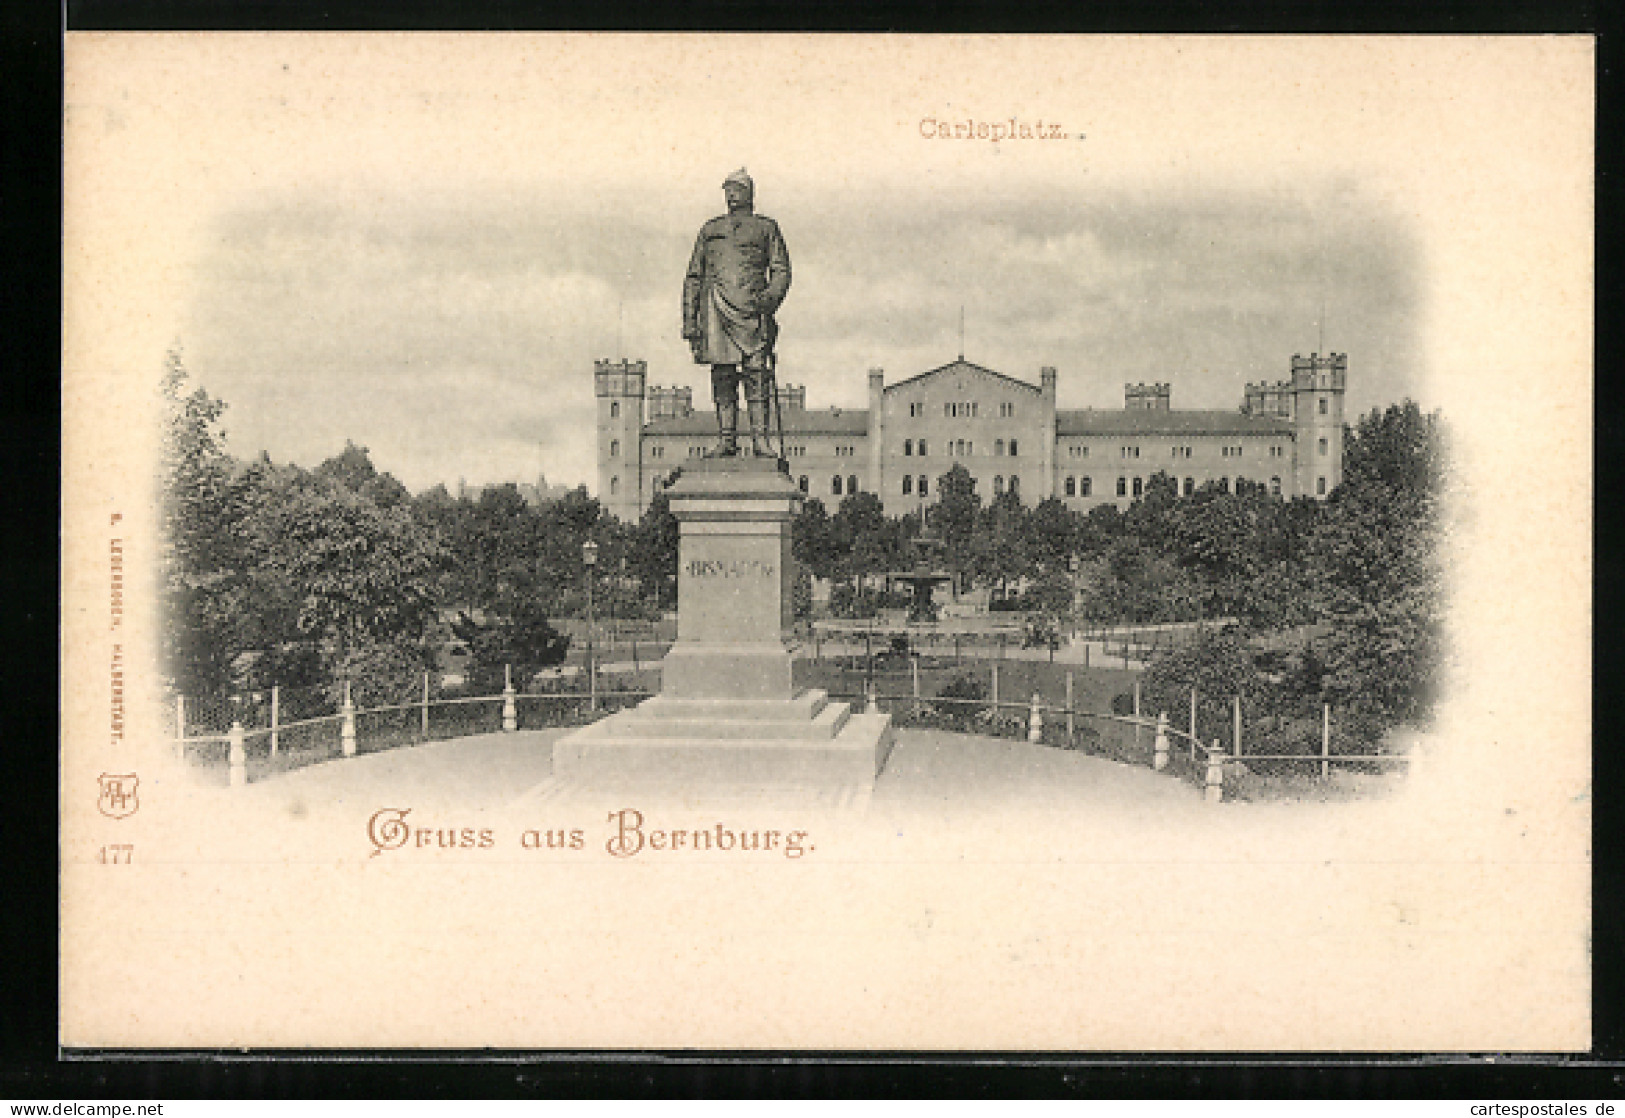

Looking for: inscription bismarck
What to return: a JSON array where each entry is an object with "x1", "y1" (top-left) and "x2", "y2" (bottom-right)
[{"x1": 686, "y1": 559, "x2": 775, "y2": 579}]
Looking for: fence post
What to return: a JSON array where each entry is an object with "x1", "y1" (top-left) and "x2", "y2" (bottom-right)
[
  {"x1": 1234, "y1": 695, "x2": 1243, "y2": 757},
  {"x1": 1204, "y1": 740, "x2": 1224, "y2": 803},
  {"x1": 1027, "y1": 693, "x2": 1043, "y2": 743},
  {"x1": 1083, "y1": 642, "x2": 1090, "y2": 670},
  {"x1": 269, "y1": 685, "x2": 279, "y2": 757},
  {"x1": 1133, "y1": 678, "x2": 1141, "y2": 750},
  {"x1": 421, "y1": 672, "x2": 431, "y2": 739},
  {"x1": 228, "y1": 720, "x2": 247, "y2": 788},
  {"x1": 502, "y1": 663, "x2": 518, "y2": 732},
  {"x1": 175, "y1": 695, "x2": 186, "y2": 762},
  {"x1": 1322, "y1": 704, "x2": 1331, "y2": 779},
  {"x1": 1153, "y1": 712, "x2": 1169, "y2": 771},
  {"x1": 340, "y1": 681, "x2": 357, "y2": 757},
  {"x1": 1065, "y1": 671, "x2": 1075, "y2": 745},
  {"x1": 1189, "y1": 688, "x2": 1198, "y2": 759},
  {"x1": 990, "y1": 662, "x2": 999, "y2": 722},
  {"x1": 911, "y1": 657, "x2": 921, "y2": 717}
]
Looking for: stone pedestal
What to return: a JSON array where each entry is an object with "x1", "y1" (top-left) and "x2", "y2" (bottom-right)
[{"x1": 552, "y1": 457, "x2": 893, "y2": 794}]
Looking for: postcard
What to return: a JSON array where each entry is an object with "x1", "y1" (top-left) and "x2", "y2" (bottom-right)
[{"x1": 61, "y1": 34, "x2": 1592, "y2": 1050}]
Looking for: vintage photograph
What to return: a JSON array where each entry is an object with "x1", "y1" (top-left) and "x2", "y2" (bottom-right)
[{"x1": 61, "y1": 35, "x2": 1592, "y2": 1050}]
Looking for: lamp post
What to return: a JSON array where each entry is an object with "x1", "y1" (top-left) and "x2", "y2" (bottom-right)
[{"x1": 583, "y1": 538, "x2": 599, "y2": 711}]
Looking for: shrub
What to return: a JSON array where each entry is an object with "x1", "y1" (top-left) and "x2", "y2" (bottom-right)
[
  {"x1": 937, "y1": 673, "x2": 987, "y2": 703},
  {"x1": 327, "y1": 640, "x2": 434, "y2": 710}
]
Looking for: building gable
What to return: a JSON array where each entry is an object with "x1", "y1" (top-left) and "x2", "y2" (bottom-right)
[{"x1": 885, "y1": 359, "x2": 1042, "y2": 398}]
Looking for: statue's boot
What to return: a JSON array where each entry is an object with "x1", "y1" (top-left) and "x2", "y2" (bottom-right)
[
  {"x1": 747, "y1": 399, "x2": 774, "y2": 457},
  {"x1": 714, "y1": 399, "x2": 739, "y2": 457}
]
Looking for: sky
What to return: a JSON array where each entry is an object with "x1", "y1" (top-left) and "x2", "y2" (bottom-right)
[
  {"x1": 182, "y1": 179, "x2": 1419, "y2": 493},
  {"x1": 64, "y1": 36, "x2": 1587, "y2": 499}
]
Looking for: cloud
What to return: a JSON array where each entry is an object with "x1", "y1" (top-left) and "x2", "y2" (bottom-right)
[{"x1": 183, "y1": 183, "x2": 1419, "y2": 493}]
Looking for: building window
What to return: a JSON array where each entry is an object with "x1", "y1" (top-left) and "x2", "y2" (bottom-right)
[
  {"x1": 1080, "y1": 477, "x2": 1092, "y2": 497},
  {"x1": 847, "y1": 474, "x2": 858, "y2": 494},
  {"x1": 1172, "y1": 446, "x2": 1192, "y2": 459},
  {"x1": 1222, "y1": 445, "x2": 1244, "y2": 458},
  {"x1": 1121, "y1": 446, "x2": 1140, "y2": 459},
  {"x1": 1009, "y1": 475, "x2": 1020, "y2": 496},
  {"x1": 993, "y1": 475, "x2": 1004, "y2": 496},
  {"x1": 798, "y1": 475, "x2": 809, "y2": 493},
  {"x1": 1317, "y1": 476, "x2": 1327, "y2": 496},
  {"x1": 1116, "y1": 477, "x2": 1127, "y2": 497},
  {"x1": 972, "y1": 402, "x2": 979, "y2": 418},
  {"x1": 1318, "y1": 397, "x2": 1328, "y2": 415},
  {"x1": 1070, "y1": 445, "x2": 1090, "y2": 458},
  {"x1": 832, "y1": 475, "x2": 843, "y2": 496},
  {"x1": 1183, "y1": 477, "x2": 1194, "y2": 496},
  {"x1": 995, "y1": 439, "x2": 1005, "y2": 457},
  {"x1": 909, "y1": 402, "x2": 923, "y2": 418},
  {"x1": 903, "y1": 475, "x2": 913, "y2": 495},
  {"x1": 1219, "y1": 477, "x2": 1230, "y2": 494},
  {"x1": 609, "y1": 439, "x2": 620, "y2": 457},
  {"x1": 1064, "y1": 476, "x2": 1076, "y2": 497},
  {"x1": 649, "y1": 445, "x2": 663, "y2": 459},
  {"x1": 1270, "y1": 445, "x2": 1284, "y2": 458},
  {"x1": 610, "y1": 476, "x2": 619, "y2": 496},
  {"x1": 1009, "y1": 438, "x2": 1019, "y2": 457},
  {"x1": 999, "y1": 402, "x2": 1016, "y2": 418},
  {"x1": 1270, "y1": 476, "x2": 1282, "y2": 496},
  {"x1": 1131, "y1": 477, "x2": 1142, "y2": 498},
  {"x1": 918, "y1": 440, "x2": 928, "y2": 456},
  {"x1": 918, "y1": 475, "x2": 928, "y2": 497},
  {"x1": 1318, "y1": 437, "x2": 1329, "y2": 456},
  {"x1": 610, "y1": 401, "x2": 620, "y2": 418},
  {"x1": 904, "y1": 439, "x2": 913, "y2": 456}
]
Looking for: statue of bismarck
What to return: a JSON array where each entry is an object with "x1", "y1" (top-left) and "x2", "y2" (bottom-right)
[{"x1": 682, "y1": 168, "x2": 792, "y2": 457}]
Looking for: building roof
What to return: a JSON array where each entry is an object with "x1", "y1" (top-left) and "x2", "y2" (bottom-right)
[
  {"x1": 645, "y1": 408, "x2": 871, "y2": 436},
  {"x1": 1055, "y1": 409, "x2": 1294, "y2": 437},
  {"x1": 885, "y1": 358, "x2": 1042, "y2": 395}
]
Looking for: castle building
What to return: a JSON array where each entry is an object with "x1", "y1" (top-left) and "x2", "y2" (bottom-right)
[{"x1": 595, "y1": 354, "x2": 1347, "y2": 524}]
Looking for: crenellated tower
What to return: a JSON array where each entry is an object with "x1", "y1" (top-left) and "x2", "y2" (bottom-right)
[
  {"x1": 595, "y1": 358, "x2": 647, "y2": 523},
  {"x1": 1289, "y1": 352, "x2": 1347, "y2": 498},
  {"x1": 1124, "y1": 382, "x2": 1171, "y2": 411}
]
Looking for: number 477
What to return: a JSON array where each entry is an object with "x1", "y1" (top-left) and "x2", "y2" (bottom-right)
[{"x1": 98, "y1": 844, "x2": 133, "y2": 864}]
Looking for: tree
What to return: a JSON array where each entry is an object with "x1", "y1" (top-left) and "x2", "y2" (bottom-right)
[
  {"x1": 973, "y1": 489, "x2": 1032, "y2": 592},
  {"x1": 931, "y1": 463, "x2": 982, "y2": 590},
  {"x1": 159, "y1": 350, "x2": 251, "y2": 696},
  {"x1": 1142, "y1": 628, "x2": 1271, "y2": 751},
  {"x1": 792, "y1": 497, "x2": 840, "y2": 584},
  {"x1": 251, "y1": 471, "x2": 444, "y2": 654},
  {"x1": 452, "y1": 601, "x2": 571, "y2": 695},
  {"x1": 1026, "y1": 496, "x2": 1078, "y2": 576},
  {"x1": 831, "y1": 491, "x2": 894, "y2": 590},
  {"x1": 536, "y1": 487, "x2": 603, "y2": 616},
  {"x1": 1298, "y1": 401, "x2": 1448, "y2": 737},
  {"x1": 632, "y1": 488, "x2": 680, "y2": 611}
]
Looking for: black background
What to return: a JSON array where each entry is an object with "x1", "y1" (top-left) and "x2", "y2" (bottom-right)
[{"x1": 4, "y1": 0, "x2": 1618, "y2": 1099}]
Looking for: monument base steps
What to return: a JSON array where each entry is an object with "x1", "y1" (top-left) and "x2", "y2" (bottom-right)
[{"x1": 552, "y1": 690, "x2": 893, "y2": 790}]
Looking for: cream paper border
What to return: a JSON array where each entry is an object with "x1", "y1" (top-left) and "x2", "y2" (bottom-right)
[{"x1": 61, "y1": 34, "x2": 1592, "y2": 1050}]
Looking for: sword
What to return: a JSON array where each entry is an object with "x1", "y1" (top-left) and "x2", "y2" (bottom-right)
[{"x1": 768, "y1": 350, "x2": 787, "y2": 463}]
